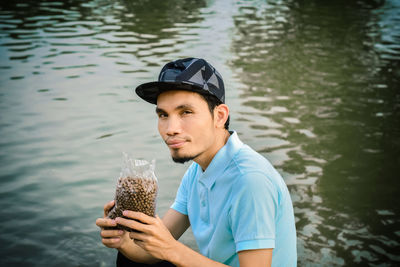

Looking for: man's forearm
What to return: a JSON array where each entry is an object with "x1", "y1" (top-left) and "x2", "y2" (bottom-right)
[
  {"x1": 167, "y1": 241, "x2": 229, "y2": 267},
  {"x1": 118, "y1": 237, "x2": 226, "y2": 266}
]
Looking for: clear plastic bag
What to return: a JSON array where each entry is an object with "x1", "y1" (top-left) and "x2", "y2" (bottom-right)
[{"x1": 107, "y1": 153, "x2": 158, "y2": 231}]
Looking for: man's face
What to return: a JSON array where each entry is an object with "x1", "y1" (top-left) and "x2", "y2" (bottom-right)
[{"x1": 156, "y1": 90, "x2": 216, "y2": 164}]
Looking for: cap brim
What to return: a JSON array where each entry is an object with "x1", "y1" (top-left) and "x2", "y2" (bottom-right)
[{"x1": 135, "y1": 81, "x2": 210, "y2": 105}]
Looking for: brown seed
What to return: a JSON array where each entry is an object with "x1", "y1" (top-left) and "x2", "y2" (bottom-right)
[{"x1": 107, "y1": 175, "x2": 158, "y2": 231}]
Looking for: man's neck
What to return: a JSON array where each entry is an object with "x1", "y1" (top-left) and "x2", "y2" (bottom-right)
[{"x1": 195, "y1": 130, "x2": 231, "y2": 171}]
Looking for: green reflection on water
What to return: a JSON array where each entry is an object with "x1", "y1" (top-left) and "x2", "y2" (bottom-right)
[{"x1": 231, "y1": 0, "x2": 400, "y2": 265}]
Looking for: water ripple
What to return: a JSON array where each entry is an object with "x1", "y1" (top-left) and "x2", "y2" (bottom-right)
[{"x1": 1, "y1": 0, "x2": 399, "y2": 266}]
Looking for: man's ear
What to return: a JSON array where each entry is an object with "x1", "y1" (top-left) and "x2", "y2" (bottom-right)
[{"x1": 214, "y1": 104, "x2": 229, "y2": 129}]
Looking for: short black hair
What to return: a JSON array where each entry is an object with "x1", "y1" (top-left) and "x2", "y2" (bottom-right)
[{"x1": 199, "y1": 93, "x2": 230, "y2": 130}]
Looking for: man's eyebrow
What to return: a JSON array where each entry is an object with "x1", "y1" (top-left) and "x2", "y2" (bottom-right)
[
  {"x1": 155, "y1": 107, "x2": 165, "y2": 114},
  {"x1": 175, "y1": 104, "x2": 195, "y2": 110},
  {"x1": 155, "y1": 104, "x2": 195, "y2": 114}
]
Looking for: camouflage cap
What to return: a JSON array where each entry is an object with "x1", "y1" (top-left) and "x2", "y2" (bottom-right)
[{"x1": 135, "y1": 58, "x2": 225, "y2": 104}]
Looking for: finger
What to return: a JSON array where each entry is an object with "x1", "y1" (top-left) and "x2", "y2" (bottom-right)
[
  {"x1": 103, "y1": 200, "x2": 115, "y2": 217},
  {"x1": 101, "y1": 229, "x2": 124, "y2": 238},
  {"x1": 129, "y1": 231, "x2": 147, "y2": 241},
  {"x1": 115, "y1": 217, "x2": 149, "y2": 233},
  {"x1": 102, "y1": 237, "x2": 121, "y2": 247},
  {"x1": 122, "y1": 210, "x2": 157, "y2": 224},
  {"x1": 96, "y1": 218, "x2": 117, "y2": 228}
]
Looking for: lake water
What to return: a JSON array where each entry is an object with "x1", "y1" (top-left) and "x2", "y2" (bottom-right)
[{"x1": 0, "y1": 0, "x2": 399, "y2": 266}]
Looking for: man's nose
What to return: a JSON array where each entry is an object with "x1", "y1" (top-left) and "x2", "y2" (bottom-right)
[{"x1": 166, "y1": 116, "x2": 182, "y2": 136}]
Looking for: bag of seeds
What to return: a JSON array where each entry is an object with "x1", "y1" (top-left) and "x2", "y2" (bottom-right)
[{"x1": 107, "y1": 153, "x2": 158, "y2": 231}]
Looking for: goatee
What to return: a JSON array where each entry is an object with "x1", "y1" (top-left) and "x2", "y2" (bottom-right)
[{"x1": 172, "y1": 156, "x2": 195, "y2": 164}]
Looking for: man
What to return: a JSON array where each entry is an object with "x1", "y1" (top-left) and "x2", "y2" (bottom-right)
[{"x1": 96, "y1": 58, "x2": 297, "y2": 267}]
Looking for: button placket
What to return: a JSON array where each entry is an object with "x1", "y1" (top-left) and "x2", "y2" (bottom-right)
[{"x1": 199, "y1": 185, "x2": 209, "y2": 223}]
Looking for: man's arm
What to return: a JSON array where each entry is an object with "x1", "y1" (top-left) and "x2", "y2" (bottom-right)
[
  {"x1": 163, "y1": 241, "x2": 272, "y2": 267},
  {"x1": 116, "y1": 211, "x2": 273, "y2": 267},
  {"x1": 238, "y1": 249, "x2": 272, "y2": 267},
  {"x1": 161, "y1": 208, "x2": 191, "y2": 240}
]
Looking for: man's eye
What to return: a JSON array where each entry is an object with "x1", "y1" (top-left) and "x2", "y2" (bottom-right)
[
  {"x1": 182, "y1": 110, "x2": 193, "y2": 115},
  {"x1": 158, "y1": 113, "x2": 167, "y2": 118}
]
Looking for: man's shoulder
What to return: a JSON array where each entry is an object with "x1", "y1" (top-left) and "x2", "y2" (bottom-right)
[
  {"x1": 229, "y1": 143, "x2": 287, "y2": 192},
  {"x1": 230, "y1": 143, "x2": 271, "y2": 173}
]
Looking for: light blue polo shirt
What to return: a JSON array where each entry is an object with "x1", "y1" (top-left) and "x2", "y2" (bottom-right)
[{"x1": 171, "y1": 131, "x2": 297, "y2": 266}]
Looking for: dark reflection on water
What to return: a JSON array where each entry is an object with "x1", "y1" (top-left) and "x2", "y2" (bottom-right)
[
  {"x1": 0, "y1": 0, "x2": 399, "y2": 266},
  {"x1": 231, "y1": 0, "x2": 400, "y2": 265}
]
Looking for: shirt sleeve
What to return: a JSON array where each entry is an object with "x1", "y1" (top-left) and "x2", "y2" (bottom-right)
[
  {"x1": 229, "y1": 171, "x2": 280, "y2": 252},
  {"x1": 170, "y1": 164, "x2": 195, "y2": 215}
]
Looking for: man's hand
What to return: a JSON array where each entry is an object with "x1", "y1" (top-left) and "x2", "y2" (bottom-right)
[
  {"x1": 115, "y1": 210, "x2": 179, "y2": 262},
  {"x1": 95, "y1": 205, "x2": 189, "y2": 264},
  {"x1": 95, "y1": 200, "x2": 130, "y2": 249}
]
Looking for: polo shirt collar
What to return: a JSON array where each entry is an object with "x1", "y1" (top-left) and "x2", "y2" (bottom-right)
[{"x1": 198, "y1": 131, "x2": 243, "y2": 189}]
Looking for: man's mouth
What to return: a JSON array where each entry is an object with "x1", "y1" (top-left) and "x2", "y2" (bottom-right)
[{"x1": 166, "y1": 138, "x2": 187, "y2": 149}]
